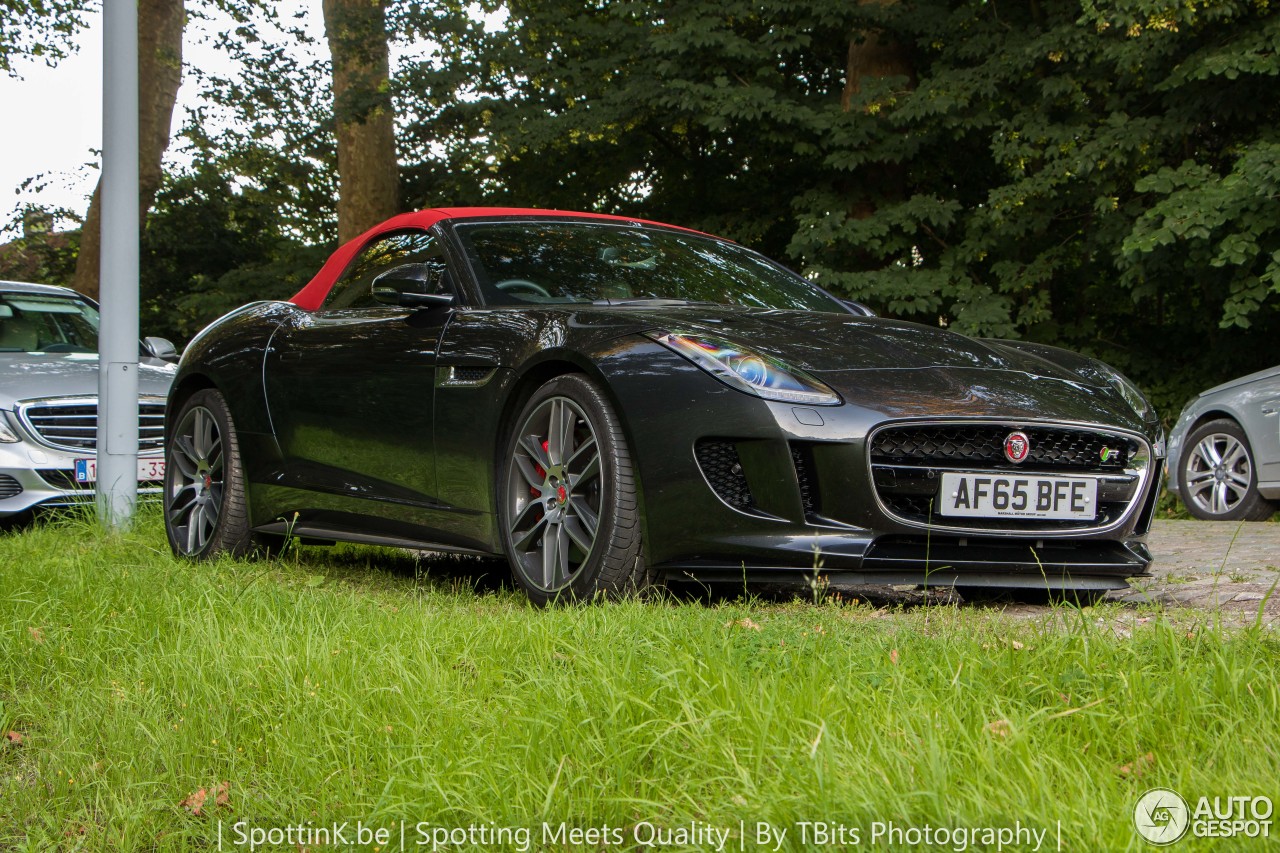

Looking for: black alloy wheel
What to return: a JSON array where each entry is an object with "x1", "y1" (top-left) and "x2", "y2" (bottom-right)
[
  {"x1": 500, "y1": 374, "x2": 648, "y2": 604},
  {"x1": 164, "y1": 388, "x2": 257, "y2": 557}
]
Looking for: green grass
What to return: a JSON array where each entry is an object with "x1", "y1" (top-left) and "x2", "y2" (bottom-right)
[{"x1": 2, "y1": 511, "x2": 1278, "y2": 851}]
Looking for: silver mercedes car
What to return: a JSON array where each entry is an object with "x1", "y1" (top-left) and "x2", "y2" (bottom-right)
[
  {"x1": 0, "y1": 280, "x2": 178, "y2": 519},
  {"x1": 1167, "y1": 365, "x2": 1280, "y2": 520}
]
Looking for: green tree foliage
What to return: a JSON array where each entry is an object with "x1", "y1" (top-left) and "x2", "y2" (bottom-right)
[
  {"x1": 124, "y1": 1, "x2": 340, "y2": 341},
  {"x1": 139, "y1": 164, "x2": 329, "y2": 342},
  {"x1": 790, "y1": 0, "x2": 1280, "y2": 414},
  {"x1": 185, "y1": 1, "x2": 339, "y2": 244},
  {"x1": 405, "y1": 0, "x2": 1280, "y2": 415},
  {"x1": 0, "y1": 0, "x2": 92, "y2": 75},
  {"x1": 0, "y1": 205, "x2": 80, "y2": 283}
]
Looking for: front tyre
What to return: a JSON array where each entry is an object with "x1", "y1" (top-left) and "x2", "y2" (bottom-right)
[
  {"x1": 499, "y1": 374, "x2": 648, "y2": 604},
  {"x1": 1178, "y1": 418, "x2": 1276, "y2": 521},
  {"x1": 164, "y1": 388, "x2": 256, "y2": 558}
]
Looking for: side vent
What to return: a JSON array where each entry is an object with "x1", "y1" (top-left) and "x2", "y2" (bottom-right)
[
  {"x1": 452, "y1": 366, "x2": 492, "y2": 383},
  {"x1": 694, "y1": 439, "x2": 754, "y2": 512},
  {"x1": 438, "y1": 365, "x2": 496, "y2": 387}
]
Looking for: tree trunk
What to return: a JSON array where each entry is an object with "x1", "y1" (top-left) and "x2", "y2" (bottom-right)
[
  {"x1": 843, "y1": 0, "x2": 914, "y2": 109},
  {"x1": 71, "y1": 0, "x2": 185, "y2": 301},
  {"x1": 323, "y1": 0, "x2": 400, "y2": 244},
  {"x1": 843, "y1": 0, "x2": 914, "y2": 221}
]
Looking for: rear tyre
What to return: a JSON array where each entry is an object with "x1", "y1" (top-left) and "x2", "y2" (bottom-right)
[
  {"x1": 164, "y1": 388, "x2": 257, "y2": 558},
  {"x1": 499, "y1": 374, "x2": 648, "y2": 604},
  {"x1": 1178, "y1": 419, "x2": 1276, "y2": 521}
]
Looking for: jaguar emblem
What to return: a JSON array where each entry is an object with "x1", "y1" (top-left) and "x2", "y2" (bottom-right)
[{"x1": 1004, "y1": 431, "x2": 1030, "y2": 464}]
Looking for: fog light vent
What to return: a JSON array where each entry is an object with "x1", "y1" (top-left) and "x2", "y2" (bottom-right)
[
  {"x1": 0, "y1": 474, "x2": 23, "y2": 499},
  {"x1": 694, "y1": 439, "x2": 753, "y2": 512}
]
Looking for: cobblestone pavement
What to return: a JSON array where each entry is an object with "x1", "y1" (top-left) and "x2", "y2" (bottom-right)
[{"x1": 1108, "y1": 519, "x2": 1280, "y2": 617}]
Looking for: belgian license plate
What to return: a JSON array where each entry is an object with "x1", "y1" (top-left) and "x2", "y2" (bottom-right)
[
  {"x1": 937, "y1": 472, "x2": 1096, "y2": 520},
  {"x1": 74, "y1": 457, "x2": 166, "y2": 484}
]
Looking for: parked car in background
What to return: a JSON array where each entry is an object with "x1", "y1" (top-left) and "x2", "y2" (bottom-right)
[
  {"x1": 163, "y1": 208, "x2": 1166, "y2": 604},
  {"x1": 0, "y1": 280, "x2": 179, "y2": 519},
  {"x1": 1167, "y1": 366, "x2": 1280, "y2": 521}
]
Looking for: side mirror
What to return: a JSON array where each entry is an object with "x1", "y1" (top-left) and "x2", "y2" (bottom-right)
[
  {"x1": 142, "y1": 336, "x2": 179, "y2": 362},
  {"x1": 841, "y1": 299, "x2": 876, "y2": 317},
  {"x1": 372, "y1": 262, "x2": 455, "y2": 308}
]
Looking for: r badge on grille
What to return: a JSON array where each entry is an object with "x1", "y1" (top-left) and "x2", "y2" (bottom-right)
[{"x1": 1004, "y1": 431, "x2": 1030, "y2": 463}]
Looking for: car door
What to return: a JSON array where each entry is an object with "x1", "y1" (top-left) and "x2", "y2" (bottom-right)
[{"x1": 264, "y1": 228, "x2": 456, "y2": 509}]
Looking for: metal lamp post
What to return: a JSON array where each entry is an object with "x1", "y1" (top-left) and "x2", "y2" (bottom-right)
[{"x1": 96, "y1": 0, "x2": 141, "y2": 529}]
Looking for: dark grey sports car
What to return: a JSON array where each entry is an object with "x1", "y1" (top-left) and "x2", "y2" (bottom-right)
[{"x1": 164, "y1": 207, "x2": 1165, "y2": 603}]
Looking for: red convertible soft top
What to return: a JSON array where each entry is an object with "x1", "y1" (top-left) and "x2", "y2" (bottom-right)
[{"x1": 288, "y1": 207, "x2": 700, "y2": 311}]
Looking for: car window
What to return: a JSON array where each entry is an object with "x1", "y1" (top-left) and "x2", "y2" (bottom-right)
[
  {"x1": 322, "y1": 230, "x2": 448, "y2": 311},
  {"x1": 0, "y1": 294, "x2": 100, "y2": 353},
  {"x1": 455, "y1": 220, "x2": 847, "y2": 312}
]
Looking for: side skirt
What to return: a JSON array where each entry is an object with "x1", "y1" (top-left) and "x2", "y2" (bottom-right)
[{"x1": 252, "y1": 520, "x2": 497, "y2": 558}]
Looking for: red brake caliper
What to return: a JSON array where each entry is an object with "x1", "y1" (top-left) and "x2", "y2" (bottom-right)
[{"x1": 530, "y1": 439, "x2": 549, "y2": 498}]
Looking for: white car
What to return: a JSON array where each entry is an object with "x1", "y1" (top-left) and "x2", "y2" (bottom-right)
[{"x1": 0, "y1": 280, "x2": 178, "y2": 518}]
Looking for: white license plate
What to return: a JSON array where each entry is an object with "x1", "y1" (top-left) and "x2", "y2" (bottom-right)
[
  {"x1": 74, "y1": 457, "x2": 166, "y2": 484},
  {"x1": 937, "y1": 472, "x2": 1096, "y2": 520}
]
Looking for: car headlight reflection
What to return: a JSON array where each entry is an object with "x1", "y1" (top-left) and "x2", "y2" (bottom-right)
[
  {"x1": 1104, "y1": 367, "x2": 1153, "y2": 419},
  {"x1": 0, "y1": 413, "x2": 21, "y2": 443},
  {"x1": 645, "y1": 331, "x2": 841, "y2": 406}
]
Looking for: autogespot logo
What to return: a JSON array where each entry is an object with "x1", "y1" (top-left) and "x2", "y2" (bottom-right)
[
  {"x1": 1134, "y1": 789, "x2": 1274, "y2": 845},
  {"x1": 1134, "y1": 789, "x2": 1190, "y2": 846}
]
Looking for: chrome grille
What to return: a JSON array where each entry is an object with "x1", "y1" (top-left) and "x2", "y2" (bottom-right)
[
  {"x1": 19, "y1": 398, "x2": 166, "y2": 452},
  {"x1": 869, "y1": 421, "x2": 1150, "y2": 534},
  {"x1": 870, "y1": 424, "x2": 1136, "y2": 471}
]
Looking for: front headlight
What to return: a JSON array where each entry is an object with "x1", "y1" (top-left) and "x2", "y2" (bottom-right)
[
  {"x1": 0, "y1": 412, "x2": 20, "y2": 443},
  {"x1": 645, "y1": 331, "x2": 841, "y2": 406}
]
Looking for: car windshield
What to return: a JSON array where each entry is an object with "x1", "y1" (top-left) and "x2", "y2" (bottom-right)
[
  {"x1": 456, "y1": 220, "x2": 847, "y2": 312},
  {"x1": 0, "y1": 293, "x2": 99, "y2": 353}
]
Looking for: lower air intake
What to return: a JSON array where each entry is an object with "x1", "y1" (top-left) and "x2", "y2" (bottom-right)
[
  {"x1": 694, "y1": 439, "x2": 754, "y2": 512},
  {"x1": 0, "y1": 474, "x2": 22, "y2": 499}
]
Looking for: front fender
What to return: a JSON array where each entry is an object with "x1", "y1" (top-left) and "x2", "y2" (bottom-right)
[{"x1": 169, "y1": 302, "x2": 293, "y2": 435}]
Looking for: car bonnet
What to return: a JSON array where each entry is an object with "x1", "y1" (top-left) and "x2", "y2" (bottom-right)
[{"x1": 0, "y1": 353, "x2": 175, "y2": 408}]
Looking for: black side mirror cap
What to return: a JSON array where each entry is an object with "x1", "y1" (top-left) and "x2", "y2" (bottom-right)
[{"x1": 371, "y1": 262, "x2": 454, "y2": 308}]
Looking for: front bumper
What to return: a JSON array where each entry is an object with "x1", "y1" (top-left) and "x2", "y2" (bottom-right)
[
  {"x1": 655, "y1": 531, "x2": 1153, "y2": 592},
  {"x1": 600, "y1": 343, "x2": 1163, "y2": 592},
  {"x1": 0, "y1": 437, "x2": 163, "y2": 517}
]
